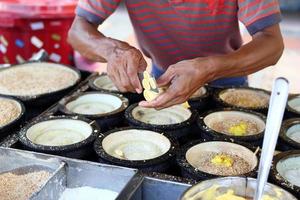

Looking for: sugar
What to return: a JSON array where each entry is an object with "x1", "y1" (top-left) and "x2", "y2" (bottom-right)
[
  {"x1": 59, "y1": 186, "x2": 118, "y2": 200},
  {"x1": 0, "y1": 170, "x2": 51, "y2": 200}
]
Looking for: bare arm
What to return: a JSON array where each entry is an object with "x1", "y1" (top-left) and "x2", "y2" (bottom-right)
[
  {"x1": 68, "y1": 16, "x2": 147, "y2": 93},
  {"x1": 211, "y1": 24, "x2": 284, "y2": 79},
  {"x1": 140, "y1": 24, "x2": 284, "y2": 109}
]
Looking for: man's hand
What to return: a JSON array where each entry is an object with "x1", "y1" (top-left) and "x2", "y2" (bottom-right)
[
  {"x1": 68, "y1": 16, "x2": 147, "y2": 94},
  {"x1": 106, "y1": 43, "x2": 147, "y2": 93},
  {"x1": 139, "y1": 57, "x2": 216, "y2": 109}
]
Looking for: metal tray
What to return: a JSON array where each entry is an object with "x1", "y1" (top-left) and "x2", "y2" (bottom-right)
[
  {"x1": 0, "y1": 147, "x2": 195, "y2": 200},
  {"x1": 119, "y1": 175, "x2": 192, "y2": 200}
]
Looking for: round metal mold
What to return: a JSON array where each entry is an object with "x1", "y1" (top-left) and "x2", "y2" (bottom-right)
[
  {"x1": 198, "y1": 108, "x2": 266, "y2": 146},
  {"x1": 180, "y1": 177, "x2": 297, "y2": 200},
  {"x1": 188, "y1": 86, "x2": 211, "y2": 112},
  {"x1": 125, "y1": 103, "x2": 198, "y2": 143},
  {"x1": 0, "y1": 95, "x2": 26, "y2": 139},
  {"x1": 278, "y1": 118, "x2": 300, "y2": 150},
  {"x1": 213, "y1": 86, "x2": 270, "y2": 114},
  {"x1": 58, "y1": 91, "x2": 129, "y2": 132},
  {"x1": 0, "y1": 62, "x2": 81, "y2": 107},
  {"x1": 270, "y1": 150, "x2": 300, "y2": 198},
  {"x1": 18, "y1": 115, "x2": 100, "y2": 159},
  {"x1": 286, "y1": 95, "x2": 300, "y2": 118},
  {"x1": 88, "y1": 74, "x2": 144, "y2": 104},
  {"x1": 94, "y1": 127, "x2": 179, "y2": 172},
  {"x1": 177, "y1": 140, "x2": 259, "y2": 181}
]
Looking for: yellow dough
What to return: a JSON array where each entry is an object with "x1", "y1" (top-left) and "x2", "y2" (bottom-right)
[
  {"x1": 211, "y1": 154, "x2": 234, "y2": 167},
  {"x1": 229, "y1": 122, "x2": 248, "y2": 136}
]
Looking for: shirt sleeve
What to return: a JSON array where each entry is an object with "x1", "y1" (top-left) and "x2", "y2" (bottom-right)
[
  {"x1": 238, "y1": 0, "x2": 282, "y2": 35},
  {"x1": 76, "y1": 0, "x2": 121, "y2": 24}
]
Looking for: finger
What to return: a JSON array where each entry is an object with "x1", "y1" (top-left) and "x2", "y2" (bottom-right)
[
  {"x1": 127, "y1": 52, "x2": 144, "y2": 93},
  {"x1": 107, "y1": 63, "x2": 129, "y2": 92},
  {"x1": 156, "y1": 65, "x2": 176, "y2": 87},
  {"x1": 127, "y1": 64, "x2": 143, "y2": 94},
  {"x1": 108, "y1": 70, "x2": 127, "y2": 92},
  {"x1": 138, "y1": 57, "x2": 147, "y2": 72},
  {"x1": 118, "y1": 64, "x2": 135, "y2": 92},
  {"x1": 155, "y1": 96, "x2": 186, "y2": 110},
  {"x1": 139, "y1": 88, "x2": 177, "y2": 108}
]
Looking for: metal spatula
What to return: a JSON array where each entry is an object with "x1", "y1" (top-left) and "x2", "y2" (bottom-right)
[{"x1": 254, "y1": 77, "x2": 289, "y2": 200}]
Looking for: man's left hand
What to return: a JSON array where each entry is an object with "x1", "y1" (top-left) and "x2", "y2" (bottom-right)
[{"x1": 139, "y1": 57, "x2": 217, "y2": 109}]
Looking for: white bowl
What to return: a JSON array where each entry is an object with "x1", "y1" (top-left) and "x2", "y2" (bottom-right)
[
  {"x1": 286, "y1": 124, "x2": 300, "y2": 143},
  {"x1": 0, "y1": 62, "x2": 80, "y2": 96},
  {"x1": 219, "y1": 88, "x2": 269, "y2": 108},
  {"x1": 66, "y1": 93, "x2": 123, "y2": 115},
  {"x1": 0, "y1": 97, "x2": 22, "y2": 127},
  {"x1": 131, "y1": 105, "x2": 192, "y2": 125},
  {"x1": 102, "y1": 129, "x2": 171, "y2": 161},
  {"x1": 181, "y1": 177, "x2": 297, "y2": 200},
  {"x1": 26, "y1": 119, "x2": 93, "y2": 146},
  {"x1": 190, "y1": 87, "x2": 207, "y2": 99},
  {"x1": 93, "y1": 75, "x2": 118, "y2": 91},
  {"x1": 186, "y1": 141, "x2": 257, "y2": 176},
  {"x1": 204, "y1": 111, "x2": 265, "y2": 136},
  {"x1": 277, "y1": 155, "x2": 300, "y2": 187},
  {"x1": 288, "y1": 96, "x2": 300, "y2": 112}
]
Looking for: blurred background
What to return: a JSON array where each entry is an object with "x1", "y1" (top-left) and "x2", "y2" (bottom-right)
[{"x1": 0, "y1": 0, "x2": 299, "y2": 92}]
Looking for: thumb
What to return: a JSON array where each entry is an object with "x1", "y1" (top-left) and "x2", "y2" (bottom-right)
[{"x1": 156, "y1": 66, "x2": 176, "y2": 87}]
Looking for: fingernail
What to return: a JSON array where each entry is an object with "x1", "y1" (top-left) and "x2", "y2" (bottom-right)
[
  {"x1": 139, "y1": 101, "x2": 146, "y2": 106},
  {"x1": 136, "y1": 88, "x2": 142, "y2": 94}
]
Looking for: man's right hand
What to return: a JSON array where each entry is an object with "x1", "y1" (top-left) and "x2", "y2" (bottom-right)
[
  {"x1": 68, "y1": 16, "x2": 147, "y2": 94},
  {"x1": 106, "y1": 42, "x2": 147, "y2": 93}
]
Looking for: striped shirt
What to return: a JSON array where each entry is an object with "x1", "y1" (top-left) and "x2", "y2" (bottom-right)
[{"x1": 76, "y1": 0, "x2": 281, "y2": 78}]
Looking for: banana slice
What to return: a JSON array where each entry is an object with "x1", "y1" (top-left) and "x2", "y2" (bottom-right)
[
  {"x1": 144, "y1": 90, "x2": 159, "y2": 101},
  {"x1": 149, "y1": 77, "x2": 157, "y2": 89},
  {"x1": 143, "y1": 71, "x2": 151, "y2": 80},
  {"x1": 142, "y1": 79, "x2": 151, "y2": 90},
  {"x1": 141, "y1": 71, "x2": 191, "y2": 109}
]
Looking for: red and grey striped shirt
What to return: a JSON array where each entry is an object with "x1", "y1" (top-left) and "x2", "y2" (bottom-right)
[{"x1": 76, "y1": 0, "x2": 281, "y2": 74}]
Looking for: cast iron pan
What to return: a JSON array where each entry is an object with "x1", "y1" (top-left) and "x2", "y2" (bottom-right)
[
  {"x1": 213, "y1": 86, "x2": 270, "y2": 114},
  {"x1": 124, "y1": 103, "x2": 198, "y2": 143},
  {"x1": 94, "y1": 127, "x2": 179, "y2": 173},
  {"x1": 58, "y1": 91, "x2": 129, "y2": 132},
  {"x1": 18, "y1": 115, "x2": 100, "y2": 159},
  {"x1": 197, "y1": 108, "x2": 266, "y2": 146},
  {"x1": 0, "y1": 95, "x2": 26, "y2": 140},
  {"x1": 176, "y1": 139, "x2": 259, "y2": 181},
  {"x1": 270, "y1": 150, "x2": 300, "y2": 198},
  {"x1": 188, "y1": 86, "x2": 212, "y2": 113},
  {"x1": 278, "y1": 118, "x2": 300, "y2": 150},
  {"x1": 0, "y1": 61, "x2": 81, "y2": 107},
  {"x1": 88, "y1": 74, "x2": 144, "y2": 104}
]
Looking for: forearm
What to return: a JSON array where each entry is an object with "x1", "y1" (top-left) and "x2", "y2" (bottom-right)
[
  {"x1": 210, "y1": 24, "x2": 284, "y2": 80},
  {"x1": 68, "y1": 16, "x2": 130, "y2": 62}
]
